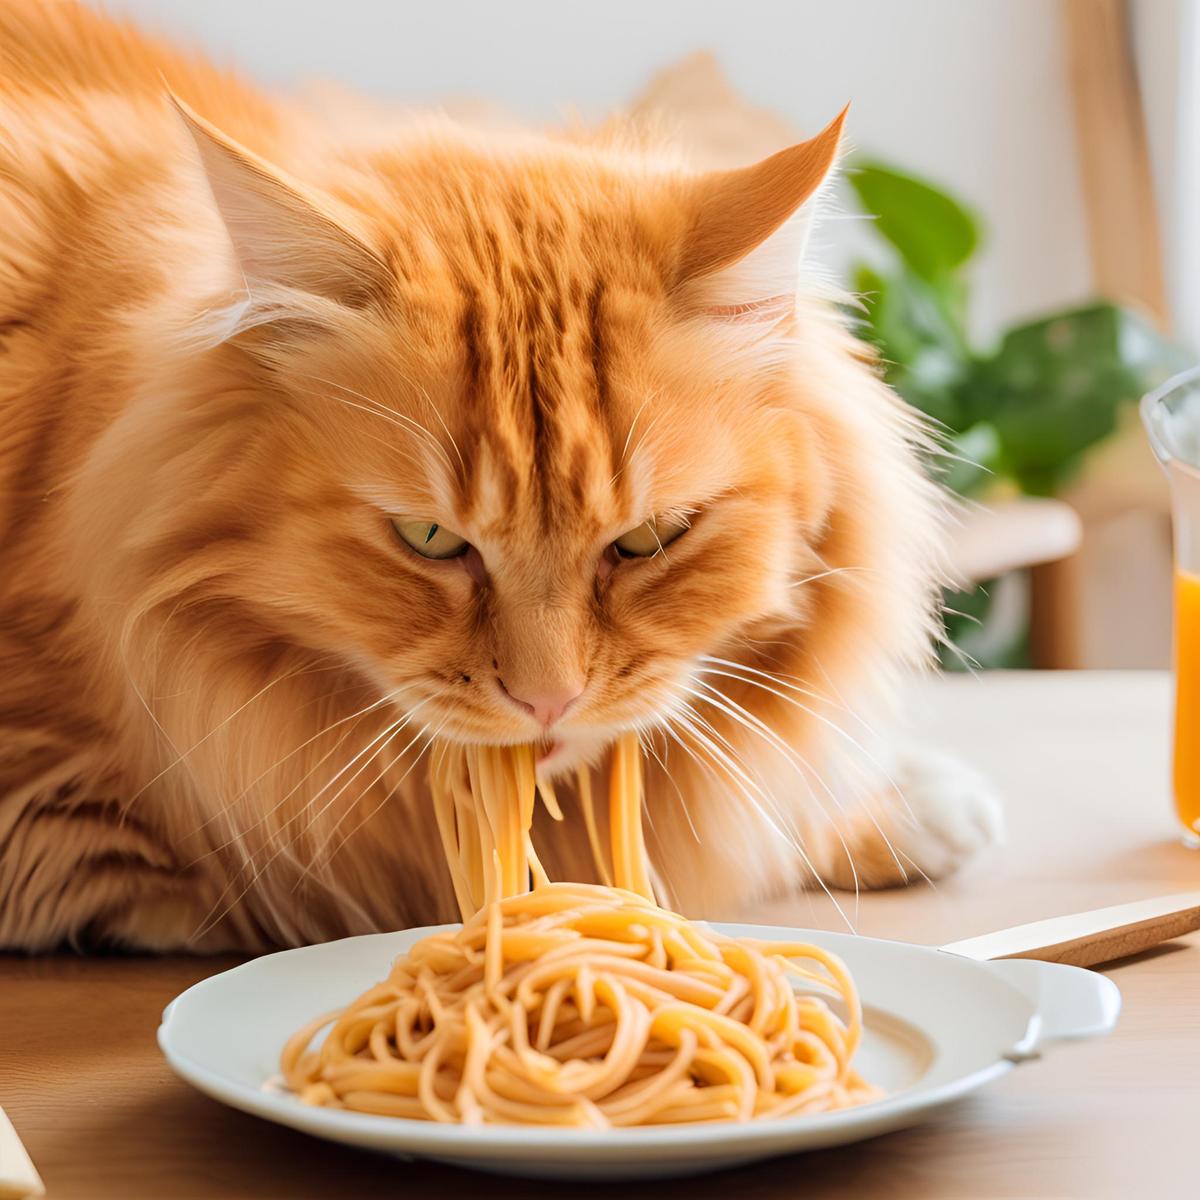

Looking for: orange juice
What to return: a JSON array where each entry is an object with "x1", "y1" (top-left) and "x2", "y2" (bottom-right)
[{"x1": 1173, "y1": 569, "x2": 1200, "y2": 841}]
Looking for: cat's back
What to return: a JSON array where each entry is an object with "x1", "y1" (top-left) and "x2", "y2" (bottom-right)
[
  {"x1": 0, "y1": 0, "x2": 279, "y2": 137},
  {"x1": 0, "y1": 0, "x2": 284, "y2": 311},
  {"x1": 0, "y1": 0, "x2": 288, "y2": 521}
]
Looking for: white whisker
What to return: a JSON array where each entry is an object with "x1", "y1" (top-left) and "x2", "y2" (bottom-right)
[
  {"x1": 684, "y1": 679, "x2": 876, "y2": 902},
  {"x1": 788, "y1": 565, "x2": 875, "y2": 589},
  {"x1": 639, "y1": 725, "x2": 699, "y2": 844},
  {"x1": 663, "y1": 705, "x2": 854, "y2": 934},
  {"x1": 188, "y1": 707, "x2": 419, "y2": 941},
  {"x1": 695, "y1": 658, "x2": 911, "y2": 819},
  {"x1": 127, "y1": 661, "x2": 334, "y2": 804},
  {"x1": 307, "y1": 372, "x2": 454, "y2": 471},
  {"x1": 185, "y1": 686, "x2": 405, "y2": 856},
  {"x1": 306, "y1": 718, "x2": 445, "y2": 870}
]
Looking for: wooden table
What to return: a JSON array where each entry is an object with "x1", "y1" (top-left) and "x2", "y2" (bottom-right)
[{"x1": 3, "y1": 672, "x2": 1198, "y2": 1199}]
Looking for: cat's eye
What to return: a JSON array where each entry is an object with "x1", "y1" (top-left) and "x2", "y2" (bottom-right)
[
  {"x1": 391, "y1": 519, "x2": 470, "y2": 560},
  {"x1": 612, "y1": 516, "x2": 689, "y2": 559}
]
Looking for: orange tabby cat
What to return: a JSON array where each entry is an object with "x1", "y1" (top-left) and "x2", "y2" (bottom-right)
[{"x1": 0, "y1": 1, "x2": 1000, "y2": 951}]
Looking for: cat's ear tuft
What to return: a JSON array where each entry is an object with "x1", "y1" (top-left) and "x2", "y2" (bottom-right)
[
  {"x1": 675, "y1": 107, "x2": 847, "y2": 316},
  {"x1": 171, "y1": 93, "x2": 391, "y2": 309}
]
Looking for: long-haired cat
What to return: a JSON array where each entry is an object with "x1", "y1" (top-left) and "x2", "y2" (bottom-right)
[{"x1": 0, "y1": 0, "x2": 1000, "y2": 951}]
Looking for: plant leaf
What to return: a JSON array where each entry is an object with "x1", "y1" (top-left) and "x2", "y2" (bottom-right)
[
  {"x1": 847, "y1": 160, "x2": 981, "y2": 280},
  {"x1": 853, "y1": 263, "x2": 973, "y2": 430},
  {"x1": 962, "y1": 303, "x2": 1189, "y2": 494}
]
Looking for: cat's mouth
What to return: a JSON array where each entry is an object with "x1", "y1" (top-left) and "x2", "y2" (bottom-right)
[
  {"x1": 536, "y1": 738, "x2": 566, "y2": 769},
  {"x1": 531, "y1": 730, "x2": 620, "y2": 777}
]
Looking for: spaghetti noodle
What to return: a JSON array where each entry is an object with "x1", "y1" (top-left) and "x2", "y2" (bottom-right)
[
  {"x1": 280, "y1": 734, "x2": 879, "y2": 1126},
  {"x1": 427, "y1": 733, "x2": 654, "y2": 915}
]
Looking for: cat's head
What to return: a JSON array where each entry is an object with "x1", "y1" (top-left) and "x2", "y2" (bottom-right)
[{"x1": 148, "y1": 102, "x2": 936, "y2": 769}]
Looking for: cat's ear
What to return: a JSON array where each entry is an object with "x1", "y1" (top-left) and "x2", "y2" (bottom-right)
[
  {"x1": 675, "y1": 107, "x2": 847, "y2": 316},
  {"x1": 171, "y1": 95, "x2": 390, "y2": 308}
]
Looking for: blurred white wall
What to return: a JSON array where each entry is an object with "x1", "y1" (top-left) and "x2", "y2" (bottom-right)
[{"x1": 101, "y1": 0, "x2": 1091, "y2": 342}]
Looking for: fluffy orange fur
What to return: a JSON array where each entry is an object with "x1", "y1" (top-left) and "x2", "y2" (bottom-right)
[{"x1": 0, "y1": 1, "x2": 991, "y2": 951}]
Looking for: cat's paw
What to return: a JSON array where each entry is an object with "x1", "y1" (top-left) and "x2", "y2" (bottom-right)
[{"x1": 885, "y1": 745, "x2": 1004, "y2": 883}]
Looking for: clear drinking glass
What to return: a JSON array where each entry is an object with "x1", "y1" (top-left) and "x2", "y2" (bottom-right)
[{"x1": 1143, "y1": 365, "x2": 1200, "y2": 845}]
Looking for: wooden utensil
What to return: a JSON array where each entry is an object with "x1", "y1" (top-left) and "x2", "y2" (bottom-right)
[
  {"x1": 0, "y1": 1105, "x2": 43, "y2": 1200},
  {"x1": 941, "y1": 891, "x2": 1200, "y2": 967}
]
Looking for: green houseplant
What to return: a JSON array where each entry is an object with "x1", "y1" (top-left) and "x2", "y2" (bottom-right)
[{"x1": 845, "y1": 161, "x2": 1188, "y2": 666}]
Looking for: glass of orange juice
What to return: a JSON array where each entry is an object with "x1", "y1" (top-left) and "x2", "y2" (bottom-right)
[{"x1": 1144, "y1": 367, "x2": 1200, "y2": 846}]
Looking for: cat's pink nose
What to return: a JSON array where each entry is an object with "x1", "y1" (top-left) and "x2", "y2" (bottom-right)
[{"x1": 499, "y1": 678, "x2": 584, "y2": 727}]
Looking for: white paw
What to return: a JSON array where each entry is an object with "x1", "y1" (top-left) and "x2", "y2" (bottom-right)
[{"x1": 889, "y1": 745, "x2": 1004, "y2": 881}]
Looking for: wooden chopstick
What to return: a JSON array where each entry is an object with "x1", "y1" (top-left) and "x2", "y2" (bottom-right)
[{"x1": 941, "y1": 892, "x2": 1200, "y2": 968}]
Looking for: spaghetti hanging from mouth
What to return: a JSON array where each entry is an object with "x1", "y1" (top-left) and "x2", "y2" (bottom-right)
[
  {"x1": 280, "y1": 733, "x2": 880, "y2": 1126},
  {"x1": 427, "y1": 734, "x2": 655, "y2": 917}
]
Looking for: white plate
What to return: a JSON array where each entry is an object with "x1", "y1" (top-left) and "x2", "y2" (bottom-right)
[{"x1": 158, "y1": 923, "x2": 1120, "y2": 1181}]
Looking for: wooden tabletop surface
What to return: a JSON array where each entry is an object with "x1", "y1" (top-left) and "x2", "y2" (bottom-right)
[{"x1": 3, "y1": 671, "x2": 1198, "y2": 1199}]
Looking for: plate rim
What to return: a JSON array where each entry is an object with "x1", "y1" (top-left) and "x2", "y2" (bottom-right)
[{"x1": 158, "y1": 922, "x2": 1026, "y2": 1155}]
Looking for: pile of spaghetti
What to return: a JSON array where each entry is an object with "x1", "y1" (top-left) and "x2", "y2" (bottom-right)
[{"x1": 280, "y1": 734, "x2": 879, "y2": 1126}]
